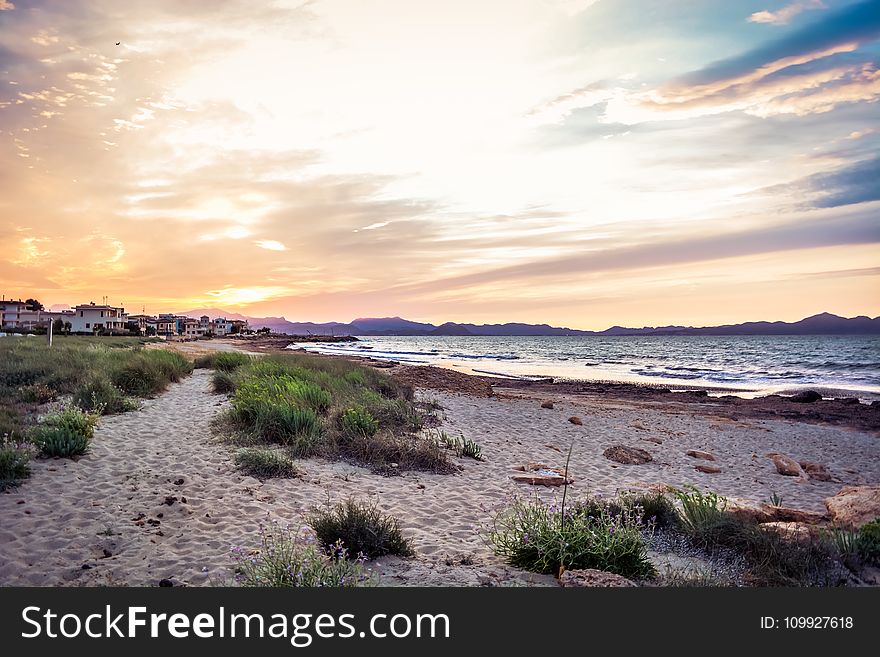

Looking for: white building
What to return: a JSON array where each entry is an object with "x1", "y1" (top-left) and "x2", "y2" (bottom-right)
[
  {"x1": 0, "y1": 299, "x2": 28, "y2": 329},
  {"x1": 68, "y1": 302, "x2": 129, "y2": 334},
  {"x1": 212, "y1": 317, "x2": 233, "y2": 336},
  {"x1": 18, "y1": 308, "x2": 75, "y2": 330}
]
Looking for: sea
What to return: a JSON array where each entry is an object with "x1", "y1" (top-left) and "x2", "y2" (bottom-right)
[{"x1": 288, "y1": 334, "x2": 880, "y2": 401}]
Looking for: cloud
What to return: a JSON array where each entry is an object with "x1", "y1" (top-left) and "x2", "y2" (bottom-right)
[
  {"x1": 0, "y1": 1, "x2": 14, "y2": 10},
  {"x1": 680, "y1": 1, "x2": 880, "y2": 89},
  {"x1": 395, "y1": 207, "x2": 880, "y2": 294},
  {"x1": 790, "y1": 156, "x2": 880, "y2": 208},
  {"x1": 748, "y1": 1, "x2": 826, "y2": 26},
  {"x1": 255, "y1": 240, "x2": 287, "y2": 251}
]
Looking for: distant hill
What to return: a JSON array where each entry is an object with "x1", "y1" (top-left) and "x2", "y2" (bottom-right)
[{"x1": 175, "y1": 310, "x2": 880, "y2": 337}]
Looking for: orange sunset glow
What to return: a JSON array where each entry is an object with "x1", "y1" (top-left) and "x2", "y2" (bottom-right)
[{"x1": 1, "y1": 0, "x2": 878, "y2": 329}]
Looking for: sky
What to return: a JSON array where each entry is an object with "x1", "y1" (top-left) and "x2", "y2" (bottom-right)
[{"x1": 1, "y1": 0, "x2": 878, "y2": 330}]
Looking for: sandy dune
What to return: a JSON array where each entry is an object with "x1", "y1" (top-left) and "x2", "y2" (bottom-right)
[{"x1": 1, "y1": 368, "x2": 877, "y2": 586}]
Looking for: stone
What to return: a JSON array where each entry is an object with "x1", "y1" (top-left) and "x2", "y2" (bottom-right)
[
  {"x1": 513, "y1": 463, "x2": 549, "y2": 472},
  {"x1": 789, "y1": 390, "x2": 822, "y2": 403},
  {"x1": 158, "y1": 578, "x2": 174, "y2": 587},
  {"x1": 799, "y1": 461, "x2": 833, "y2": 482},
  {"x1": 568, "y1": 416, "x2": 583, "y2": 425},
  {"x1": 541, "y1": 401, "x2": 554, "y2": 409},
  {"x1": 603, "y1": 445, "x2": 653, "y2": 465},
  {"x1": 641, "y1": 436, "x2": 663, "y2": 444},
  {"x1": 686, "y1": 450, "x2": 716, "y2": 461},
  {"x1": 766, "y1": 452, "x2": 805, "y2": 477},
  {"x1": 727, "y1": 499, "x2": 774, "y2": 524},
  {"x1": 824, "y1": 486, "x2": 880, "y2": 528},
  {"x1": 758, "y1": 504, "x2": 828, "y2": 524},
  {"x1": 559, "y1": 569, "x2": 637, "y2": 587},
  {"x1": 511, "y1": 463, "x2": 572, "y2": 487},
  {"x1": 694, "y1": 464, "x2": 722, "y2": 474}
]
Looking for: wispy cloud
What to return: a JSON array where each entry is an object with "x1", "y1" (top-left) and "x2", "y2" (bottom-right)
[{"x1": 748, "y1": 1, "x2": 826, "y2": 26}]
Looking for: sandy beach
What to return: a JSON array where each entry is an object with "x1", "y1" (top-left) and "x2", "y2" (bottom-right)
[{"x1": 1, "y1": 340, "x2": 878, "y2": 587}]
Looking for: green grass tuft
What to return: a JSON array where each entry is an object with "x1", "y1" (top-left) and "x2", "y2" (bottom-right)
[
  {"x1": 0, "y1": 437, "x2": 33, "y2": 490},
  {"x1": 219, "y1": 353, "x2": 450, "y2": 473},
  {"x1": 309, "y1": 498, "x2": 414, "y2": 559},
  {"x1": 487, "y1": 494, "x2": 656, "y2": 579},
  {"x1": 31, "y1": 407, "x2": 97, "y2": 457},
  {"x1": 234, "y1": 448, "x2": 299, "y2": 479},
  {"x1": 231, "y1": 523, "x2": 374, "y2": 587}
]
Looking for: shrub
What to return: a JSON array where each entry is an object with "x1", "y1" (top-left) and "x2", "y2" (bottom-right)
[
  {"x1": 0, "y1": 437, "x2": 32, "y2": 490},
  {"x1": 231, "y1": 523, "x2": 373, "y2": 587},
  {"x1": 73, "y1": 377, "x2": 133, "y2": 414},
  {"x1": 430, "y1": 431, "x2": 483, "y2": 460},
  {"x1": 308, "y1": 499, "x2": 414, "y2": 559},
  {"x1": 31, "y1": 407, "x2": 97, "y2": 457},
  {"x1": 196, "y1": 351, "x2": 251, "y2": 372},
  {"x1": 229, "y1": 379, "x2": 322, "y2": 450},
  {"x1": 487, "y1": 496, "x2": 656, "y2": 579},
  {"x1": 688, "y1": 511, "x2": 837, "y2": 585},
  {"x1": 673, "y1": 486, "x2": 726, "y2": 535},
  {"x1": 49, "y1": 407, "x2": 97, "y2": 440},
  {"x1": 858, "y1": 519, "x2": 880, "y2": 565},
  {"x1": 625, "y1": 491, "x2": 679, "y2": 529},
  {"x1": 460, "y1": 437, "x2": 482, "y2": 460},
  {"x1": 32, "y1": 426, "x2": 91, "y2": 457},
  {"x1": 219, "y1": 352, "x2": 444, "y2": 472},
  {"x1": 830, "y1": 519, "x2": 880, "y2": 567},
  {"x1": 212, "y1": 370, "x2": 237, "y2": 394},
  {"x1": 110, "y1": 350, "x2": 192, "y2": 396},
  {"x1": 340, "y1": 406, "x2": 378, "y2": 437},
  {"x1": 234, "y1": 448, "x2": 299, "y2": 479},
  {"x1": 19, "y1": 383, "x2": 55, "y2": 404}
]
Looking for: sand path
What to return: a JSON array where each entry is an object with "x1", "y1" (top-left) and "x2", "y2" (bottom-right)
[{"x1": 1, "y1": 370, "x2": 877, "y2": 587}]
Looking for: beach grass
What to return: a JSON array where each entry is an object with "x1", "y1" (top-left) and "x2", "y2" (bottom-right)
[
  {"x1": 234, "y1": 447, "x2": 300, "y2": 479},
  {"x1": 230, "y1": 523, "x2": 373, "y2": 587},
  {"x1": 0, "y1": 437, "x2": 33, "y2": 490},
  {"x1": 487, "y1": 493, "x2": 657, "y2": 579},
  {"x1": 211, "y1": 352, "x2": 454, "y2": 472},
  {"x1": 0, "y1": 336, "x2": 193, "y2": 485},
  {"x1": 668, "y1": 486, "x2": 846, "y2": 585},
  {"x1": 308, "y1": 498, "x2": 414, "y2": 559}
]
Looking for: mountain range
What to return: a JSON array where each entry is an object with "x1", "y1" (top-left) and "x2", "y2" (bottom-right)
[{"x1": 175, "y1": 310, "x2": 880, "y2": 337}]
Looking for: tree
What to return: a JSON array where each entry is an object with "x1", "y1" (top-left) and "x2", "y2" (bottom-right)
[
  {"x1": 63, "y1": 321, "x2": 72, "y2": 334},
  {"x1": 25, "y1": 298, "x2": 44, "y2": 311},
  {"x1": 52, "y1": 318, "x2": 65, "y2": 335}
]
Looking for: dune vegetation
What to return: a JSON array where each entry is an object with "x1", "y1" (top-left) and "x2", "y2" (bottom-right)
[
  {"x1": 0, "y1": 336, "x2": 192, "y2": 489},
  {"x1": 207, "y1": 352, "x2": 456, "y2": 473}
]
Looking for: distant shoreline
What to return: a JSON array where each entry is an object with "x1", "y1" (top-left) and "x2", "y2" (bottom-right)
[{"x1": 171, "y1": 337, "x2": 880, "y2": 433}]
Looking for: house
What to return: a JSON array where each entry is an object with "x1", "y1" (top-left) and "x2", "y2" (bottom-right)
[
  {"x1": 212, "y1": 317, "x2": 233, "y2": 336},
  {"x1": 67, "y1": 302, "x2": 129, "y2": 334},
  {"x1": 230, "y1": 319, "x2": 250, "y2": 334},
  {"x1": 147, "y1": 317, "x2": 177, "y2": 336},
  {"x1": 198, "y1": 315, "x2": 212, "y2": 335},
  {"x1": 126, "y1": 314, "x2": 155, "y2": 334},
  {"x1": 18, "y1": 308, "x2": 75, "y2": 330},
  {"x1": 158, "y1": 314, "x2": 188, "y2": 336},
  {"x1": 0, "y1": 299, "x2": 29, "y2": 329},
  {"x1": 183, "y1": 317, "x2": 206, "y2": 337}
]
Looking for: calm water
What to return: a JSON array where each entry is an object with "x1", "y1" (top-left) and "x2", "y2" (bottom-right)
[{"x1": 290, "y1": 335, "x2": 880, "y2": 398}]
